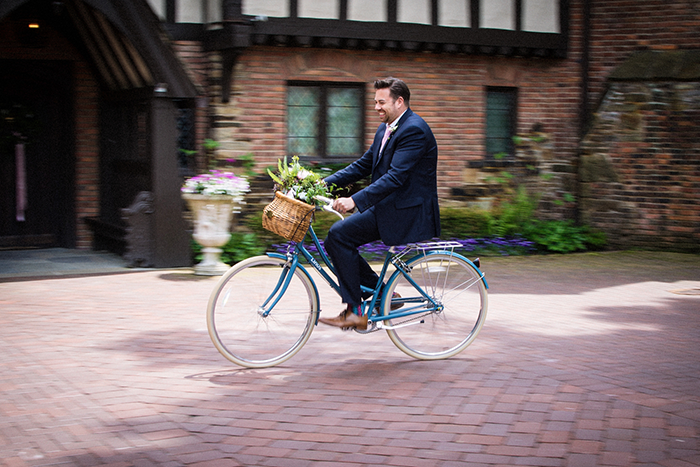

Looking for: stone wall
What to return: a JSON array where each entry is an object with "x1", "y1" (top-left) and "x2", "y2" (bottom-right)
[
  {"x1": 579, "y1": 80, "x2": 700, "y2": 252},
  {"x1": 587, "y1": 1, "x2": 700, "y2": 111}
]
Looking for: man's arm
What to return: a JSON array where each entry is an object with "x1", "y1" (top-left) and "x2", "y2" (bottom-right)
[{"x1": 352, "y1": 122, "x2": 428, "y2": 212}]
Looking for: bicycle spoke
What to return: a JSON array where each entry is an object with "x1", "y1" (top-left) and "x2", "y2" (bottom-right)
[
  {"x1": 207, "y1": 256, "x2": 318, "y2": 368},
  {"x1": 383, "y1": 253, "x2": 488, "y2": 360}
]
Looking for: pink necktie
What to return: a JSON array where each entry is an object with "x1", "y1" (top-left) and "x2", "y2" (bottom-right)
[{"x1": 379, "y1": 124, "x2": 391, "y2": 156}]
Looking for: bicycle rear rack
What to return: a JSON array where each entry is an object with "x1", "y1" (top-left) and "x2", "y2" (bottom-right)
[
  {"x1": 389, "y1": 240, "x2": 481, "y2": 275},
  {"x1": 391, "y1": 240, "x2": 462, "y2": 260}
]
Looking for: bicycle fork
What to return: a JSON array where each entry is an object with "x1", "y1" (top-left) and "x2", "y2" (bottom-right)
[{"x1": 259, "y1": 260, "x2": 297, "y2": 318}]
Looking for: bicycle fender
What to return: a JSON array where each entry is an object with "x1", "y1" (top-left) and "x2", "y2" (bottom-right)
[
  {"x1": 265, "y1": 252, "x2": 322, "y2": 323},
  {"x1": 448, "y1": 252, "x2": 489, "y2": 289}
]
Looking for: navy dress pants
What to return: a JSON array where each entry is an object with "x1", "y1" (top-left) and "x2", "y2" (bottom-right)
[{"x1": 324, "y1": 206, "x2": 382, "y2": 307}]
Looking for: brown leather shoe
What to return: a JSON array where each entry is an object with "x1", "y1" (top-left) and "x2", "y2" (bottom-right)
[
  {"x1": 319, "y1": 310, "x2": 368, "y2": 330},
  {"x1": 318, "y1": 310, "x2": 348, "y2": 328},
  {"x1": 341, "y1": 311, "x2": 368, "y2": 330}
]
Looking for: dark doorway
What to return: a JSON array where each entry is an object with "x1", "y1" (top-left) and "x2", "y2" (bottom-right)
[{"x1": 0, "y1": 59, "x2": 75, "y2": 249}]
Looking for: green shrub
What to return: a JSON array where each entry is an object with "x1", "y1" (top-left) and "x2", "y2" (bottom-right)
[
  {"x1": 439, "y1": 206, "x2": 492, "y2": 239},
  {"x1": 522, "y1": 220, "x2": 607, "y2": 253},
  {"x1": 214, "y1": 166, "x2": 607, "y2": 261},
  {"x1": 487, "y1": 185, "x2": 538, "y2": 237}
]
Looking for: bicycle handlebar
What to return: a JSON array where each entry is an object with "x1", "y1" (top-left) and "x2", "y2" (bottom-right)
[{"x1": 315, "y1": 196, "x2": 344, "y2": 220}]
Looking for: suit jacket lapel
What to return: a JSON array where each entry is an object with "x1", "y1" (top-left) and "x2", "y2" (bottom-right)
[{"x1": 373, "y1": 109, "x2": 413, "y2": 171}]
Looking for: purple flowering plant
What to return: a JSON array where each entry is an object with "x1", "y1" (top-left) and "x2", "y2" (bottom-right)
[
  {"x1": 274, "y1": 235, "x2": 536, "y2": 262},
  {"x1": 181, "y1": 170, "x2": 250, "y2": 204}
]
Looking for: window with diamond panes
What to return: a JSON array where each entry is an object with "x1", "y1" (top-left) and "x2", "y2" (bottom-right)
[
  {"x1": 288, "y1": 83, "x2": 363, "y2": 159},
  {"x1": 326, "y1": 87, "x2": 363, "y2": 156},
  {"x1": 485, "y1": 87, "x2": 517, "y2": 157},
  {"x1": 288, "y1": 86, "x2": 320, "y2": 156}
]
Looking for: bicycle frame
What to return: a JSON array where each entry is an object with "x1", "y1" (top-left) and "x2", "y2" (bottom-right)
[{"x1": 264, "y1": 224, "x2": 487, "y2": 326}]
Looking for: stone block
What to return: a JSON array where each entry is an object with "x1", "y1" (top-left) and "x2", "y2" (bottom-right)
[{"x1": 579, "y1": 153, "x2": 619, "y2": 183}]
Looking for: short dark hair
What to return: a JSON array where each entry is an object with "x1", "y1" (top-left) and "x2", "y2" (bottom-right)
[{"x1": 374, "y1": 77, "x2": 410, "y2": 105}]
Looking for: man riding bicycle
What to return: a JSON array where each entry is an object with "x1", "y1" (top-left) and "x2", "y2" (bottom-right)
[{"x1": 320, "y1": 77, "x2": 441, "y2": 330}]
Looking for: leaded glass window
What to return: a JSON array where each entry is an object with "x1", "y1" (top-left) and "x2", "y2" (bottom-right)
[
  {"x1": 288, "y1": 82, "x2": 364, "y2": 159},
  {"x1": 485, "y1": 87, "x2": 517, "y2": 157},
  {"x1": 288, "y1": 86, "x2": 320, "y2": 156}
]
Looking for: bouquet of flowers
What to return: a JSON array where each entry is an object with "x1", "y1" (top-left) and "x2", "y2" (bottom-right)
[
  {"x1": 267, "y1": 156, "x2": 333, "y2": 206},
  {"x1": 181, "y1": 170, "x2": 250, "y2": 205}
]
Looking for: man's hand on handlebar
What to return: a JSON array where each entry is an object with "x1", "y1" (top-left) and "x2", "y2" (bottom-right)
[{"x1": 333, "y1": 197, "x2": 355, "y2": 215}]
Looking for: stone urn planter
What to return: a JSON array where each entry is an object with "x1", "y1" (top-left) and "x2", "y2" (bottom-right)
[
  {"x1": 181, "y1": 170, "x2": 249, "y2": 275},
  {"x1": 182, "y1": 193, "x2": 239, "y2": 276}
]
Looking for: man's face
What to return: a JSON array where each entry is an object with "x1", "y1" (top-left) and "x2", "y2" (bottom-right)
[{"x1": 374, "y1": 88, "x2": 403, "y2": 124}]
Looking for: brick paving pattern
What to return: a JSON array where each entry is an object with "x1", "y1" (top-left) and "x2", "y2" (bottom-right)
[{"x1": 1, "y1": 251, "x2": 699, "y2": 466}]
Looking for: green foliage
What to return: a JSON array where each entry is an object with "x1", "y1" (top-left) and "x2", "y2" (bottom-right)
[
  {"x1": 435, "y1": 200, "x2": 607, "y2": 255},
  {"x1": 178, "y1": 148, "x2": 197, "y2": 157},
  {"x1": 513, "y1": 134, "x2": 546, "y2": 145},
  {"x1": 266, "y1": 156, "x2": 335, "y2": 205},
  {"x1": 305, "y1": 210, "x2": 339, "y2": 240},
  {"x1": 484, "y1": 185, "x2": 606, "y2": 253},
  {"x1": 485, "y1": 170, "x2": 514, "y2": 187},
  {"x1": 488, "y1": 186, "x2": 538, "y2": 237},
  {"x1": 439, "y1": 207, "x2": 492, "y2": 238},
  {"x1": 562, "y1": 193, "x2": 576, "y2": 203},
  {"x1": 201, "y1": 150, "x2": 607, "y2": 260},
  {"x1": 235, "y1": 153, "x2": 256, "y2": 177},
  {"x1": 522, "y1": 220, "x2": 607, "y2": 253},
  {"x1": 203, "y1": 138, "x2": 220, "y2": 151}
]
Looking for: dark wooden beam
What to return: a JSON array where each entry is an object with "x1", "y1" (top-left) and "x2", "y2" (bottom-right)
[
  {"x1": 388, "y1": 0, "x2": 397, "y2": 23},
  {"x1": 471, "y1": 0, "x2": 480, "y2": 29},
  {"x1": 150, "y1": 96, "x2": 190, "y2": 267}
]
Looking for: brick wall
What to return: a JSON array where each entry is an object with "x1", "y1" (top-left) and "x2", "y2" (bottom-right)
[
  {"x1": 173, "y1": 41, "x2": 211, "y2": 171},
  {"x1": 73, "y1": 60, "x2": 100, "y2": 249},
  {"x1": 201, "y1": 46, "x2": 583, "y2": 204},
  {"x1": 587, "y1": 0, "x2": 700, "y2": 109},
  {"x1": 171, "y1": 0, "x2": 700, "y2": 250}
]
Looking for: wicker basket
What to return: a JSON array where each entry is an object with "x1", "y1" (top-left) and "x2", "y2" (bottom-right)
[{"x1": 262, "y1": 191, "x2": 316, "y2": 242}]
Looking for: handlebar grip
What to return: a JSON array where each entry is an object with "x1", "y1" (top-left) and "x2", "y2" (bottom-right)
[
  {"x1": 315, "y1": 196, "x2": 343, "y2": 220},
  {"x1": 315, "y1": 195, "x2": 333, "y2": 206}
]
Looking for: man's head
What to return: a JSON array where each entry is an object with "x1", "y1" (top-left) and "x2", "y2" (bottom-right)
[{"x1": 374, "y1": 77, "x2": 410, "y2": 124}]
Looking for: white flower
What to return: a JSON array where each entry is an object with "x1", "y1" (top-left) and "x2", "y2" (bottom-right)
[
  {"x1": 297, "y1": 169, "x2": 314, "y2": 180},
  {"x1": 181, "y1": 171, "x2": 250, "y2": 205}
]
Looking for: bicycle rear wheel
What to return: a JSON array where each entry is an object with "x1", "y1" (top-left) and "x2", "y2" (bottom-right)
[
  {"x1": 382, "y1": 252, "x2": 487, "y2": 360},
  {"x1": 207, "y1": 255, "x2": 318, "y2": 368}
]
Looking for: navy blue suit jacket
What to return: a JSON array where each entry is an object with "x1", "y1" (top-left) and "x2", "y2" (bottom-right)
[{"x1": 324, "y1": 108, "x2": 440, "y2": 246}]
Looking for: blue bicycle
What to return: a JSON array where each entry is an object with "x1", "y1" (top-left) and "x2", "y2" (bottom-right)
[{"x1": 207, "y1": 204, "x2": 488, "y2": 368}]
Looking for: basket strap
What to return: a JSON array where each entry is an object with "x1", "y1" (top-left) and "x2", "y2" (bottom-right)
[{"x1": 289, "y1": 207, "x2": 315, "y2": 242}]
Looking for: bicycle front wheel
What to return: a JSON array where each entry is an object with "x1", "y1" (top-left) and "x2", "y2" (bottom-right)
[
  {"x1": 206, "y1": 255, "x2": 318, "y2": 368},
  {"x1": 382, "y1": 252, "x2": 488, "y2": 360}
]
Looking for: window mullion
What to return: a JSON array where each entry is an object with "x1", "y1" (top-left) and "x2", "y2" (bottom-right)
[{"x1": 319, "y1": 85, "x2": 328, "y2": 157}]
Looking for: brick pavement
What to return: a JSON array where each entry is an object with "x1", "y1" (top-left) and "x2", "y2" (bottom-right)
[{"x1": 1, "y1": 251, "x2": 699, "y2": 466}]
